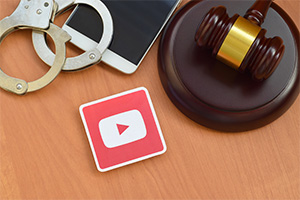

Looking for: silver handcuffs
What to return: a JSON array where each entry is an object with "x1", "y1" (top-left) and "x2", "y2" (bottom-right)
[
  {"x1": 32, "y1": 0, "x2": 113, "y2": 71},
  {"x1": 0, "y1": 0, "x2": 113, "y2": 95}
]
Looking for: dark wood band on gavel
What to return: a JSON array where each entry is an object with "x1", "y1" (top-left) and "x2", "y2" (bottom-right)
[{"x1": 195, "y1": 0, "x2": 285, "y2": 81}]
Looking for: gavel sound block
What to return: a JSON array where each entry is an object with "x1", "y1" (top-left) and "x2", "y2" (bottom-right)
[{"x1": 158, "y1": 0, "x2": 299, "y2": 132}]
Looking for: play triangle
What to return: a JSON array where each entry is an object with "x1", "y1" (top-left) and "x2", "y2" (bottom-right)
[{"x1": 117, "y1": 124, "x2": 129, "y2": 135}]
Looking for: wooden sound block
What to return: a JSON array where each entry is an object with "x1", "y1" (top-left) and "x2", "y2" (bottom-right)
[{"x1": 158, "y1": 0, "x2": 299, "y2": 132}]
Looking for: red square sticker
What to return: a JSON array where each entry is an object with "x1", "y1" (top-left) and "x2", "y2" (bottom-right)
[{"x1": 79, "y1": 87, "x2": 166, "y2": 172}]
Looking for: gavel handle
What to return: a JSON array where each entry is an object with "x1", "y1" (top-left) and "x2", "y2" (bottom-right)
[{"x1": 244, "y1": 0, "x2": 273, "y2": 26}]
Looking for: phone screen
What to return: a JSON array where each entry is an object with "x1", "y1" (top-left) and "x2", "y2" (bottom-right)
[{"x1": 66, "y1": 0, "x2": 179, "y2": 65}]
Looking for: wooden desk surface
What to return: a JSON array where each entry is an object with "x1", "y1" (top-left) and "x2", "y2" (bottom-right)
[{"x1": 0, "y1": 0, "x2": 299, "y2": 199}]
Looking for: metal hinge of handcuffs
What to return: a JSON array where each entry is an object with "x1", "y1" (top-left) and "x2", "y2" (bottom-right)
[{"x1": 0, "y1": 0, "x2": 113, "y2": 95}]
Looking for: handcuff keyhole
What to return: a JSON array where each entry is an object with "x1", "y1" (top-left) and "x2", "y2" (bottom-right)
[{"x1": 44, "y1": 2, "x2": 49, "y2": 7}]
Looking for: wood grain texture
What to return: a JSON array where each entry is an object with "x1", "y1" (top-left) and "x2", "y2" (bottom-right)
[{"x1": 0, "y1": 0, "x2": 299, "y2": 199}]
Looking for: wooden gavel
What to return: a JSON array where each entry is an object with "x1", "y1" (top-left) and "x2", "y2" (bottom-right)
[{"x1": 195, "y1": 0, "x2": 285, "y2": 81}]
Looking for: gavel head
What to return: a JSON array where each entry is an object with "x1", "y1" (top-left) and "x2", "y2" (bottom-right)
[{"x1": 195, "y1": 6, "x2": 285, "y2": 81}]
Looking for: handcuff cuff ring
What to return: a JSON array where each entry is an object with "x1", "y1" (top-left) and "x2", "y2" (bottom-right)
[
  {"x1": 0, "y1": 0, "x2": 71, "y2": 95},
  {"x1": 32, "y1": 0, "x2": 114, "y2": 71}
]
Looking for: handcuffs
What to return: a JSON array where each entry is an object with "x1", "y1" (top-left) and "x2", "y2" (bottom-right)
[{"x1": 0, "y1": 0, "x2": 113, "y2": 95}]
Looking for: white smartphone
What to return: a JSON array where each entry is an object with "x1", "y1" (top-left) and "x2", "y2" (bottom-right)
[{"x1": 62, "y1": 0, "x2": 181, "y2": 74}]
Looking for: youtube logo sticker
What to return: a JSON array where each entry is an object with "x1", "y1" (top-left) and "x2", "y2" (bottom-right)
[{"x1": 79, "y1": 87, "x2": 166, "y2": 172}]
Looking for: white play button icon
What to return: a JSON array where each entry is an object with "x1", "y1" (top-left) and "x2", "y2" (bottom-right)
[{"x1": 99, "y1": 110, "x2": 147, "y2": 148}]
